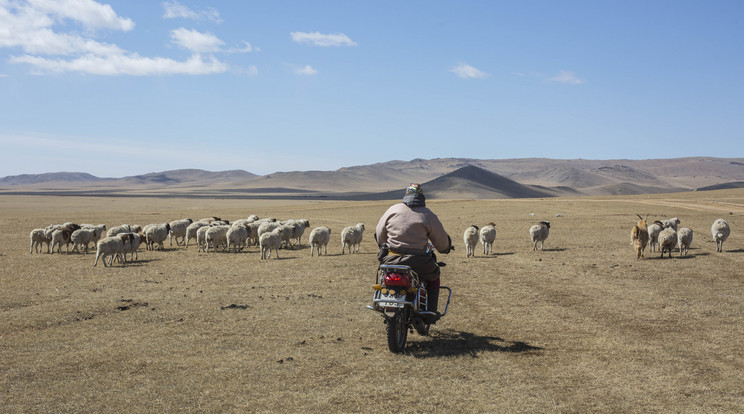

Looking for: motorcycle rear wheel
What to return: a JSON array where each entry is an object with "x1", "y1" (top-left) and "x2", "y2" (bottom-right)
[{"x1": 387, "y1": 309, "x2": 409, "y2": 353}]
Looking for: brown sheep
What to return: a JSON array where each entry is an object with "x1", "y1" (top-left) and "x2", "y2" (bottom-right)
[{"x1": 630, "y1": 214, "x2": 649, "y2": 259}]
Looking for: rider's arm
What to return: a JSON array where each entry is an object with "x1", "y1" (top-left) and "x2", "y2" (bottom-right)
[
  {"x1": 427, "y1": 212, "x2": 452, "y2": 254},
  {"x1": 375, "y1": 209, "x2": 390, "y2": 247}
]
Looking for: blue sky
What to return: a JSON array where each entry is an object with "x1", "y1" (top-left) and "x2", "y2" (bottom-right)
[{"x1": 1, "y1": 0, "x2": 742, "y2": 177}]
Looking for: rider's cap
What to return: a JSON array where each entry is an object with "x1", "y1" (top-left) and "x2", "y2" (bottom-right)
[{"x1": 405, "y1": 183, "x2": 423, "y2": 195}]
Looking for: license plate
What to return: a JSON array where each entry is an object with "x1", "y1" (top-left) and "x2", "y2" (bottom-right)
[{"x1": 377, "y1": 292, "x2": 405, "y2": 308}]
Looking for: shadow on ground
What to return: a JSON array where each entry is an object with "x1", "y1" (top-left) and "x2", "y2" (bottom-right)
[{"x1": 406, "y1": 329, "x2": 544, "y2": 358}]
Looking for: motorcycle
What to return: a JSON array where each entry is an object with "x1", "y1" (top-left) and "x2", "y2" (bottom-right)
[{"x1": 366, "y1": 248, "x2": 452, "y2": 353}]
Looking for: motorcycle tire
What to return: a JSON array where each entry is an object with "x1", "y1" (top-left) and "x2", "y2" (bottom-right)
[{"x1": 387, "y1": 309, "x2": 409, "y2": 353}]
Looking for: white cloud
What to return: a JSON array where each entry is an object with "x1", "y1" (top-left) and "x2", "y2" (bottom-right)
[
  {"x1": 170, "y1": 28, "x2": 224, "y2": 53},
  {"x1": 549, "y1": 70, "x2": 583, "y2": 84},
  {"x1": 450, "y1": 63, "x2": 488, "y2": 79},
  {"x1": 162, "y1": 0, "x2": 221, "y2": 23},
  {"x1": 1, "y1": 1, "x2": 252, "y2": 76},
  {"x1": 290, "y1": 32, "x2": 357, "y2": 47},
  {"x1": 294, "y1": 65, "x2": 317, "y2": 76},
  {"x1": 28, "y1": 0, "x2": 135, "y2": 30},
  {"x1": 10, "y1": 53, "x2": 228, "y2": 75}
]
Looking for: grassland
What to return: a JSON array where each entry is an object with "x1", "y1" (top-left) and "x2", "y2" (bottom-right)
[{"x1": 1, "y1": 190, "x2": 743, "y2": 413}]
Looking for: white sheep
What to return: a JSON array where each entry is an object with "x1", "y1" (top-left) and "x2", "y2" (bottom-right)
[
  {"x1": 711, "y1": 218, "x2": 731, "y2": 253},
  {"x1": 463, "y1": 225, "x2": 479, "y2": 257},
  {"x1": 185, "y1": 221, "x2": 209, "y2": 249},
  {"x1": 658, "y1": 227, "x2": 677, "y2": 259},
  {"x1": 309, "y1": 226, "x2": 332, "y2": 256},
  {"x1": 168, "y1": 218, "x2": 193, "y2": 246},
  {"x1": 94, "y1": 236, "x2": 124, "y2": 267},
  {"x1": 479, "y1": 222, "x2": 496, "y2": 255},
  {"x1": 258, "y1": 221, "x2": 282, "y2": 238},
  {"x1": 226, "y1": 225, "x2": 250, "y2": 252},
  {"x1": 29, "y1": 228, "x2": 51, "y2": 254},
  {"x1": 287, "y1": 219, "x2": 310, "y2": 247},
  {"x1": 144, "y1": 223, "x2": 171, "y2": 251},
  {"x1": 341, "y1": 223, "x2": 365, "y2": 254},
  {"x1": 660, "y1": 217, "x2": 681, "y2": 231},
  {"x1": 107, "y1": 224, "x2": 141, "y2": 237},
  {"x1": 118, "y1": 232, "x2": 144, "y2": 262},
  {"x1": 81, "y1": 224, "x2": 106, "y2": 244},
  {"x1": 205, "y1": 225, "x2": 230, "y2": 253},
  {"x1": 260, "y1": 226, "x2": 286, "y2": 259},
  {"x1": 677, "y1": 227, "x2": 693, "y2": 256},
  {"x1": 647, "y1": 221, "x2": 663, "y2": 252},
  {"x1": 246, "y1": 221, "x2": 263, "y2": 246},
  {"x1": 71, "y1": 227, "x2": 100, "y2": 254},
  {"x1": 529, "y1": 221, "x2": 550, "y2": 251},
  {"x1": 50, "y1": 223, "x2": 81, "y2": 254},
  {"x1": 195, "y1": 225, "x2": 211, "y2": 252}
]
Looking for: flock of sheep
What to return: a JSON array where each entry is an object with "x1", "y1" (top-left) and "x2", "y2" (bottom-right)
[
  {"x1": 631, "y1": 216, "x2": 732, "y2": 259},
  {"x1": 28, "y1": 216, "x2": 367, "y2": 266},
  {"x1": 28, "y1": 212, "x2": 734, "y2": 265},
  {"x1": 463, "y1": 220, "x2": 551, "y2": 257}
]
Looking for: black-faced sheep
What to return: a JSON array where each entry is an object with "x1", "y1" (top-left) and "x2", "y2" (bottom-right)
[{"x1": 529, "y1": 221, "x2": 550, "y2": 251}]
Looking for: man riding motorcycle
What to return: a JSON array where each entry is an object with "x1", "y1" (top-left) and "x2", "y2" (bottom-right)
[{"x1": 375, "y1": 183, "x2": 453, "y2": 324}]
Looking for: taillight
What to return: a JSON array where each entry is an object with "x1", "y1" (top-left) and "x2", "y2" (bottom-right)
[{"x1": 383, "y1": 272, "x2": 410, "y2": 287}]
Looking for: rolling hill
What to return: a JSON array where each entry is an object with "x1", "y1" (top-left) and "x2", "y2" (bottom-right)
[{"x1": 1, "y1": 157, "x2": 743, "y2": 199}]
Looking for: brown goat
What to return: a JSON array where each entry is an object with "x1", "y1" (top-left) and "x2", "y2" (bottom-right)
[{"x1": 630, "y1": 214, "x2": 649, "y2": 259}]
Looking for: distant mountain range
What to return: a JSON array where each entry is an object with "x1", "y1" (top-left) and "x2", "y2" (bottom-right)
[{"x1": 2, "y1": 157, "x2": 743, "y2": 200}]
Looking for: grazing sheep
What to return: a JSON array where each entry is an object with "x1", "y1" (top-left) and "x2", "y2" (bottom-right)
[
  {"x1": 341, "y1": 223, "x2": 365, "y2": 254},
  {"x1": 144, "y1": 223, "x2": 171, "y2": 251},
  {"x1": 463, "y1": 225, "x2": 479, "y2": 257},
  {"x1": 71, "y1": 227, "x2": 100, "y2": 254},
  {"x1": 81, "y1": 224, "x2": 106, "y2": 244},
  {"x1": 197, "y1": 216, "x2": 222, "y2": 224},
  {"x1": 647, "y1": 221, "x2": 663, "y2": 252},
  {"x1": 94, "y1": 236, "x2": 124, "y2": 267},
  {"x1": 711, "y1": 218, "x2": 731, "y2": 252},
  {"x1": 277, "y1": 224, "x2": 296, "y2": 249},
  {"x1": 529, "y1": 221, "x2": 550, "y2": 251},
  {"x1": 479, "y1": 223, "x2": 496, "y2": 255},
  {"x1": 660, "y1": 217, "x2": 681, "y2": 231},
  {"x1": 185, "y1": 221, "x2": 209, "y2": 248},
  {"x1": 205, "y1": 225, "x2": 230, "y2": 253},
  {"x1": 169, "y1": 218, "x2": 193, "y2": 246},
  {"x1": 226, "y1": 225, "x2": 250, "y2": 252},
  {"x1": 630, "y1": 214, "x2": 649, "y2": 259},
  {"x1": 677, "y1": 227, "x2": 693, "y2": 256},
  {"x1": 29, "y1": 228, "x2": 51, "y2": 254},
  {"x1": 246, "y1": 221, "x2": 263, "y2": 246},
  {"x1": 658, "y1": 227, "x2": 677, "y2": 259},
  {"x1": 309, "y1": 226, "x2": 331, "y2": 256},
  {"x1": 260, "y1": 226, "x2": 286, "y2": 259},
  {"x1": 107, "y1": 224, "x2": 141, "y2": 237}
]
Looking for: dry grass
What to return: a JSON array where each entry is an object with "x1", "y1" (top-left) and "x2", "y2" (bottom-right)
[{"x1": 2, "y1": 191, "x2": 744, "y2": 413}]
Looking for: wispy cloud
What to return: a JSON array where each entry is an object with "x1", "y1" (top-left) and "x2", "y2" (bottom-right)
[
  {"x1": 10, "y1": 53, "x2": 228, "y2": 76},
  {"x1": 548, "y1": 70, "x2": 583, "y2": 84},
  {"x1": 162, "y1": 0, "x2": 222, "y2": 23},
  {"x1": 290, "y1": 32, "x2": 357, "y2": 47},
  {"x1": 0, "y1": 0, "x2": 252, "y2": 75},
  {"x1": 170, "y1": 28, "x2": 224, "y2": 53},
  {"x1": 294, "y1": 65, "x2": 318, "y2": 76},
  {"x1": 450, "y1": 63, "x2": 489, "y2": 79}
]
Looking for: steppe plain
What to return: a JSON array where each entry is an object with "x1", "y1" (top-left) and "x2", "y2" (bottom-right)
[{"x1": 1, "y1": 190, "x2": 743, "y2": 413}]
